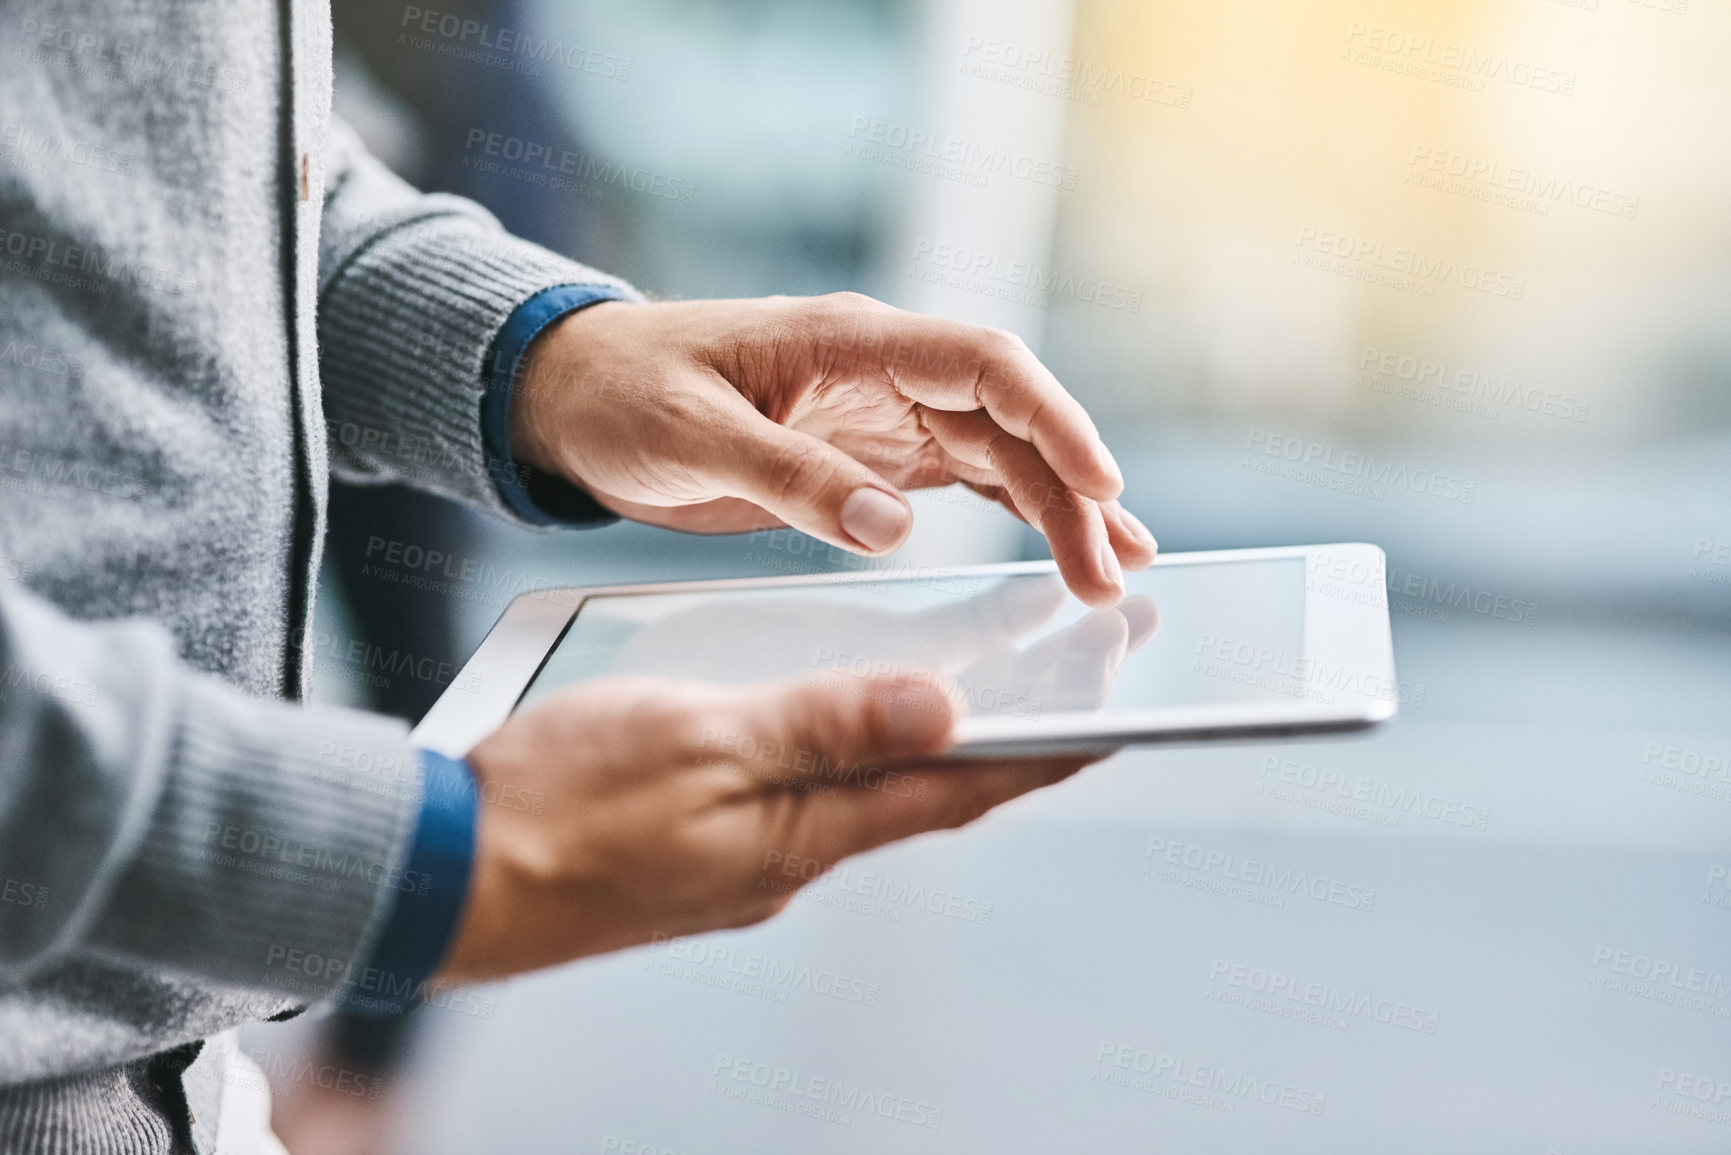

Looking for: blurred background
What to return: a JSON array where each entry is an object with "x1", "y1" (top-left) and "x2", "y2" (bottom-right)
[{"x1": 254, "y1": 1, "x2": 1731, "y2": 1151}]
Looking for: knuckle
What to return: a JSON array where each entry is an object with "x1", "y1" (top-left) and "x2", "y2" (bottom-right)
[
  {"x1": 802, "y1": 291, "x2": 876, "y2": 334},
  {"x1": 1020, "y1": 391, "x2": 1051, "y2": 431},
  {"x1": 841, "y1": 690, "x2": 894, "y2": 756},
  {"x1": 672, "y1": 714, "x2": 720, "y2": 759},
  {"x1": 976, "y1": 330, "x2": 1027, "y2": 373},
  {"x1": 972, "y1": 361, "x2": 1009, "y2": 406},
  {"x1": 820, "y1": 290, "x2": 879, "y2": 315},
  {"x1": 788, "y1": 681, "x2": 852, "y2": 755},
  {"x1": 971, "y1": 330, "x2": 1033, "y2": 403},
  {"x1": 768, "y1": 440, "x2": 837, "y2": 505},
  {"x1": 660, "y1": 696, "x2": 730, "y2": 759},
  {"x1": 613, "y1": 680, "x2": 673, "y2": 726},
  {"x1": 981, "y1": 429, "x2": 1019, "y2": 471}
]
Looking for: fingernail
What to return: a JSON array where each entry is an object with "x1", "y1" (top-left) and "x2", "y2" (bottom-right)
[
  {"x1": 841, "y1": 487, "x2": 911, "y2": 552},
  {"x1": 1098, "y1": 535, "x2": 1123, "y2": 591},
  {"x1": 1119, "y1": 508, "x2": 1157, "y2": 549}
]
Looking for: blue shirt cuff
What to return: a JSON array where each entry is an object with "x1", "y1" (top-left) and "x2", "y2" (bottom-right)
[
  {"x1": 482, "y1": 283, "x2": 633, "y2": 527},
  {"x1": 339, "y1": 750, "x2": 478, "y2": 1017}
]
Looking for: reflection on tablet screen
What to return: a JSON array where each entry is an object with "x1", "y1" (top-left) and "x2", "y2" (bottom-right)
[{"x1": 520, "y1": 558, "x2": 1307, "y2": 721}]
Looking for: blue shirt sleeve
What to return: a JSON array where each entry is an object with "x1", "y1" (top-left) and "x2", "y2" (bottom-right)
[
  {"x1": 482, "y1": 283, "x2": 635, "y2": 527},
  {"x1": 339, "y1": 749, "x2": 478, "y2": 1017}
]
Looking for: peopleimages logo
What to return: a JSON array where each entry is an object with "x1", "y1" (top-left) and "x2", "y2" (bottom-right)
[
  {"x1": 1143, "y1": 834, "x2": 1378, "y2": 912},
  {"x1": 1256, "y1": 756, "x2": 1491, "y2": 831},
  {"x1": 1688, "y1": 539, "x2": 1731, "y2": 587},
  {"x1": 910, "y1": 239, "x2": 1143, "y2": 313},
  {"x1": 1207, "y1": 958, "x2": 1442, "y2": 1034},
  {"x1": 1243, "y1": 428, "x2": 1477, "y2": 507},
  {"x1": 711, "y1": 1054, "x2": 943, "y2": 1130},
  {"x1": 399, "y1": 6, "x2": 631, "y2": 78},
  {"x1": 0, "y1": 121, "x2": 134, "y2": 175},
  {"x1": 1194, "y1": 630, "x2": 1426, "y2": 708},
  {"x1": 0, "y1": 226, "x2": 198, "y2": 297},
  {"x1": 646, "y1": 933, "x2": 881, "y2": 1006},
  {"x1": 461, "y1": 129, "x2": 694, "y2": 202},
  {"x1": 845, "y1": 117, "x2": 1078, "y2": 190},
  {"x1": 1294, "y1": 226, "x2": 1526, "y2": 300},
  {"x1": 1656, "y1": 1069, "x2": 1731, "y2": 1109},
  {"x1": 264, "y1": 945, "x2": 495, "y2": 1019},
  {"x1": 0, "y1": 877, "x2": 47, "y2": 910},
  {"x1": 1407, "y1": 146, "x2": 1639, "y2": 220},
  {"x1": 1638, "y1": 740, "x2": 1731, "y2": 806},
  {"x1": 761, "y1": 850, "x2": 995, "y2": 925},
  {"x1": 957, "y1": 36, "x2": 1192, "y2": 109},
  {"x1": 1357, "y1": 345, "x2": 1588, "y2": 424},
  {"x1": 0, "y1": 337, "x2": 85, "y2": 381},
  {"x1": 204, "y1": 821, "x2": 430, "y2": 896},
  {"x1": 17, "y1": 17, "x2": 252, "y2": 94},
  {"x1": 0, "y1": 659, "x2": 99, "y2": 708},
  {"x1": 810, "y1": 648, "x2": 1041, "y2": 721},
  {"x1": 1589, "y1": 945, "x2": 1731, "y2": 1017},
  {"x1": 1342, "y1": 22, "x2": 1577, "y2": 96},
  {"x1": 1092, "y1": 1041, "x2": 1328, "y2": 1116}
]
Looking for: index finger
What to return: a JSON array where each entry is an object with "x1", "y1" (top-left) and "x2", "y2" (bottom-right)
[{"x1": 816, "y1": 301, "x2": 1123, "y2": 502}]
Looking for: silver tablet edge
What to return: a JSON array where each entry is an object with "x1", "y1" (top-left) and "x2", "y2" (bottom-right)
[{"x1": 412, "y1": 544, "x2": 1398, "y2": 759}]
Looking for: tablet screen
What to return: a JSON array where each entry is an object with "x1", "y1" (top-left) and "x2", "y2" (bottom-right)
[{"x1": 519, "y1": 557, "x2": 1309, "y2": 722}]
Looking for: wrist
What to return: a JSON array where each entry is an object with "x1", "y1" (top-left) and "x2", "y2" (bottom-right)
[{"x1": 509, "y1": 298, "x2": 625, "y2": 478}]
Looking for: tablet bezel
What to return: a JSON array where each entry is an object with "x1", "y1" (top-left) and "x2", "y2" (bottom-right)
[{"x1": 411, "y1": 543, "x2": 1398, "y2": 759}]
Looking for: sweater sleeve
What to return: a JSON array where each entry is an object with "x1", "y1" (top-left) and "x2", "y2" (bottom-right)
[
  {"x1": 315, "y1": 118, "x2": 643, "y2": 524},
  {"x1": 0, "y1": 575, "x2": 422, "y2": 1001}
]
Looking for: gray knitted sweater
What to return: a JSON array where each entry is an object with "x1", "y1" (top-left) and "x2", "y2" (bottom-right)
[{"x1": 0, "y1": 0, "x2": 635, "y2": 1149}]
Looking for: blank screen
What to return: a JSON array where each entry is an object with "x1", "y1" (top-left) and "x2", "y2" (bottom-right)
[{"x1": 520, "y1": 559, "x2": 1308, "y2": 723}]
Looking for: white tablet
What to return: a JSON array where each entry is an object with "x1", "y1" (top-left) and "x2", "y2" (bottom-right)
[{"x1": 412, "y1": 543, "x2": 1399, "y2": 760}]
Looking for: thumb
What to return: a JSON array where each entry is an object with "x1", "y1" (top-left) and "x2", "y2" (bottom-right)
[
  {"x1": 706, "y1": 409, "x2": 914, "y2": 555},
  {"x1": 733, "y1": 670, "x2": 959, "y2": 780}
]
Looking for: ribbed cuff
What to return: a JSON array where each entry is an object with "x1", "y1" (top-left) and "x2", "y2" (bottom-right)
[
  {"x1": 317, "y1": 215, "x2": 641, "y2": 525},
  {"x1": 482, "y1": 284, "x2": 631, "y2": 527},
  {"x1": 86, "y1": 672, "x2": 422, "y2": 1001},
  {"x1": 338, "y1": 750, "x2": 477, "y2": 1018}
]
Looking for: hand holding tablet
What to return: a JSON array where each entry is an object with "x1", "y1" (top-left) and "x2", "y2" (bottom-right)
[
  {"x1": 427, "y1": 548, "x2": 1397, "y2": 984},
  {"x1": 436, "y1": 666, "x2": 1090, "y2": 984},
  {"x1": 425, "y1": 292, "x2": 1395, "y2": 987}
]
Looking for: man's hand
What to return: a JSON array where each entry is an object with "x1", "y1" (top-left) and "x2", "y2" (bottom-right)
[
  {"x1": 510, "y1": 294, "x2": 1156, "y2": 607},
  {"x1": 434, "y1": 671, "x2": 1093, "y2": 986}
]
